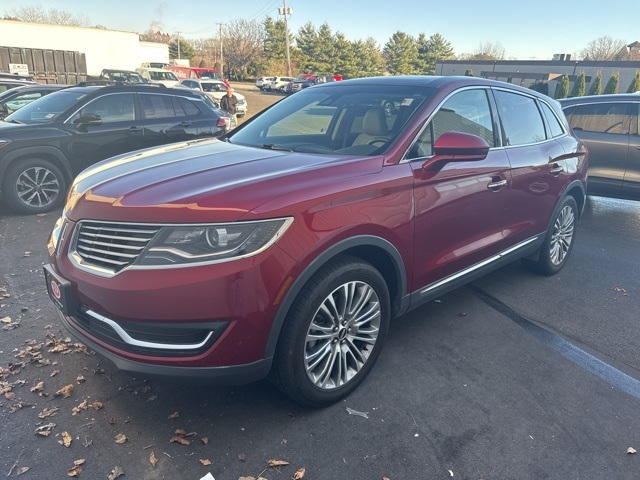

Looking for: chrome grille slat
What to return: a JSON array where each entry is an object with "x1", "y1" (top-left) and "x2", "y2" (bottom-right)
[{"x1": 73, "y1": 221, "x2": 161, "y2": 273}]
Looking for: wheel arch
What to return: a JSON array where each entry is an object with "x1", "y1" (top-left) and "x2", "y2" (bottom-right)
[
  {"x1": 0, "y1": 146, "x2": 73, "y2": 198},
  {"x1": 564, "y1": 180, "x2": 586, "y2": 219},
  {"x1": 264, "y1": 235, "x2": 409, "y2": 359}
]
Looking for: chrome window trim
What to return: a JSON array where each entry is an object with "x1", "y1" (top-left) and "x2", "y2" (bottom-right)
[
  {"x1": 83, "y1": 309, "x2": 214, "y2": 351},
  {"x1": 418, "y1": 235, "x2": 541, "y2": 297},
  {"x1": 69, "y1": 217, "x2": 294, "y2": 278}
]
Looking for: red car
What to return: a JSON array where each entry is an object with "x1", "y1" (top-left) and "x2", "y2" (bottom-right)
[{"x1": 45, "y1": 76, "x2": 588, "y2": 406}]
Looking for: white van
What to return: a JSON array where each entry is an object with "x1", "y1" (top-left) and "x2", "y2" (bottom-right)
[{"x1": 135, "y1": 67, "x2": 180, "y2": 88}]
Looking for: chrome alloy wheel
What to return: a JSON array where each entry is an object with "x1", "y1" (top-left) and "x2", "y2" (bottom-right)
[
  {"x1": 304, "y1": 281, "x2": 381, "y2": 390},
  {"x1": 549, "y1": 205, "x2": 575, "y2": 266},
  {"x1": 16, "y1": 166, "x2": 60, "y2": 208}
]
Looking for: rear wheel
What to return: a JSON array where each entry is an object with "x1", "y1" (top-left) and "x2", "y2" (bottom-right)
[
  {"x1": 271, "y1": 255, "x2": 390, "y2": 406},
  {"x1": 523, "y1": 195, "x2": 578, "y2": 275},
  {"x1": 3, "y1": 158, "x2": 66, "y2": 214}
]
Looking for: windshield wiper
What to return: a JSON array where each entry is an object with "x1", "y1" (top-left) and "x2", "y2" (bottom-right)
[
  {"x1": 7, "y1": 119, "x2": 25, "y2": 124},
  {"x1": 261, "y1": 144, "x2": 292, "y2": 152}
]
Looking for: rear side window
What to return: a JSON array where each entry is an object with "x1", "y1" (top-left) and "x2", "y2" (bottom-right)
[
  {"x1": 173, "y1": 96, "x2": 202, "y2": 117},
  {"x1": 565, "y1": 103, "x2": 630, "y2": 135},
  {"x1": 540, "y1": 102, "x2": 565, "y2": 138},
  {"x1": 140, "y1": 94, "x2": 175, "y2": 119},
  {"x1": 494, "y1": 90, "x2": 546, "y2": 146}
]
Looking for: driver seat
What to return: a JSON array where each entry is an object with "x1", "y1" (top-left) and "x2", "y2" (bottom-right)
[{"x1": 353, "y1": 108, "x2": 389, "y2": 146}]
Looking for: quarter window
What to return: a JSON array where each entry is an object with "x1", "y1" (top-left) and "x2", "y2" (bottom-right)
[
  {"x1": 407, "y1": 89, "x2": 494, "y2": 159},
  {"x1": 565, "y1": 103, "x2": 630, "y2": 135},
  {"x1": 494, "y1": 90, "x2": 546, "y2": 146},
  {"x1": 140, "y1": 94, "x2": 175, "y2": 119},
  {"x1": 540, "y1": 101, "x2": 565, "y2": 138}
]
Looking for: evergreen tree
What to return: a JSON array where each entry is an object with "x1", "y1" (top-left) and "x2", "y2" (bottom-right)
[
  {"x1": 570, "y1": 71, "x2": 586, "y2": 97},
  {"x1": 554, "y1": 75, "x2": 569, "y2": 99},
  {"x1": 315, "y1": 23, "x2": 336, "y2": 74},
  {"x1": 261, "y1": 17, "x2": 289, "y2": 74},
  {"x1": 352, "y1": 38, "x2": 385, "y2": 78},
  {"x1": 588, "y1": 70, "x2": 602, "y2": 95},
  {"x1": 603, "y1": 71, "x2": 619, "y2": 94},
  {"x1": 465, "y1": 69, "x2": 474, "y2": 76},
  {"x1": 626, "y1": 69, "x2": 640, "y2": 93},
  {"x1": 384, "y1": 31, "x2": 418, "y2": 75},
  {"x1": 296, "y1": 22, "x2": 318, "y2": 72},
  {"x1": 333, "y1": 33, "x2": 357, "y2": 78},
  {"x1": 169, "y1": 38, "x2": 195, "y2": 60},
  {"x1": 414, "y1": 33, "x2": 430, "y2": 74},
  {"x1": 423, "y1": 33, "x2": 455, "y2": 75}
]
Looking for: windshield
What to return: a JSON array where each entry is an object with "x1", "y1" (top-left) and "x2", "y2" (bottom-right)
[
  {"x1": 149, "y1": 71, "x2": 178, "y2": 81},
  {"x1": 5, "y1": 89, "x2": 88, "y2": 124},
  {"x1": 201, "y1": 82, "x2": 226, "y2": 93},
  {"x1": 198, "y1": 71, "x2": 223, "y2": 81},
  {"x1": 229, "y1": 84, "x2": 434, "y2": 156}
]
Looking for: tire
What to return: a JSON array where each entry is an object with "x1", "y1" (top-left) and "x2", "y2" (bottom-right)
[
  {"x1": 3, "y1": 158, "x2": 67, "y2": 215},
  {"x1": 271, "y1": 255, "x2": 390, "y2": 406},
  {"x1": 523, "y1": 195, "x2": 578, "y2": 275}
]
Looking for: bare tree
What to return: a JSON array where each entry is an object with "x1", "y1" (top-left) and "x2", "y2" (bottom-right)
[
  {"x1": 5, "y1": 5, "x2": 91, "y2": 27},
  {"x1": 223, "y1": 19, "x2": 265, "y2": 80},
  {"x1": 579, "y1": 36, "x2": 626, "y2": 61},
  {"x1": 459, "y1": 41, "x2": 506, "y2": 61}
]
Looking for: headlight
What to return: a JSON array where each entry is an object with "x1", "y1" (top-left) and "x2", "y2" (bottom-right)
[{"x1": 136, "y1": 218, "x2": 293, "y2": 266}]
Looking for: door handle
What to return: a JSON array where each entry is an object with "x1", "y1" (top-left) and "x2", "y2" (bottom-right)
[
  {"x1": 550, "y1": 164, "x2": 564, "y2": 175},
  {"x1": 635, "y1": 146, "x2": 640, "y2": 150},
  {"x1": 128, "y1": 126, "x2": 143, "y2": 133},
  {"x1": 487, "y1": 178, "x2": 507, "y2": 190},
  {"x1": 178, "y1": 122, "x2": 192, "y2": 127}
]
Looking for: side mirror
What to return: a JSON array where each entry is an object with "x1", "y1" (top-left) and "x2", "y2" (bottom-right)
[
  {"x1": 74, "y1": 115, "x2": 102, "y2": 132},
  {"x1": 422, "y1": 131, "x2": 490, "y2": 171}
]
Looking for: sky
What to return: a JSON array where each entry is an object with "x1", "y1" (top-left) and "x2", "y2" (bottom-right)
[{"x1": 4, "y1": 0, "x2": 640, "y2": 60}]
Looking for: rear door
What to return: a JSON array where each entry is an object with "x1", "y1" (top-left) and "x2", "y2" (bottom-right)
[
  {"x1": 138, "y1": 92, "x2": 203, "y2": 148},
  {"x1": 622, "y1": 102, "x2": 640, "y2": 199},
  {"x1": 563, "y1": 101, "x2": 631, "y2": 197}
]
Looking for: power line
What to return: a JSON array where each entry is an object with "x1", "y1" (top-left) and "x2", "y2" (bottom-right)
[{"x1": 247, "y1": 0, "x2": 280, "y2": 20}]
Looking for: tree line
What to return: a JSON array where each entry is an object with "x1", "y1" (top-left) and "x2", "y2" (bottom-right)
[{"x1": 530, "y1": 69, "x2": 640, "y2": 98}]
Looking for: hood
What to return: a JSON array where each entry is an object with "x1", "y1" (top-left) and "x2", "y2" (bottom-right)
[{"x1": 65, "y1": 138, "x2": 380, "y2": 224}]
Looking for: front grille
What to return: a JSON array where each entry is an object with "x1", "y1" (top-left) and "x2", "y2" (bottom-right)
[{"x1": 74, "y1": 221, "x2": 160, "y2": 273}]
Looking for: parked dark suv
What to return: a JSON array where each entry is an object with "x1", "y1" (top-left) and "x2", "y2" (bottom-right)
[
  {"x1": 560, "y1": 94, "x2": 640, "y2": 200},
  {"x1": 0, "y1": 85, "x2": 229, "y2": 214},
  {"x1": 45, "y1": 76, "x2": 588, "y2": 406}
]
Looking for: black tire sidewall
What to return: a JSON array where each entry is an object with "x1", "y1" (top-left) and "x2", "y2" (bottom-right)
[
  {"x1": 3, "y1": 158, "x2": 66, "y2": 215},
  {"x1": 275, "y1": 256, "x2": 390, "y2": 406}
]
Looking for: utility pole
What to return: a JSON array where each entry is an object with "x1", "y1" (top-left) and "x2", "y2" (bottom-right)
[
  {"x1": 278, "y1": 0, "x2": 292, "y2": 77},
  {"x1": 176, "y1": 31, "x2": 181, "y2": 60},
  {"x1": 216, "y1": 23, "x2": 225, "y2": 73}
]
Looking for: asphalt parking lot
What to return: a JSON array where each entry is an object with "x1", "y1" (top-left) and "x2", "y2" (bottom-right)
[{"x1": 1, "y1": 87, "x2": 639, "y2": 479}]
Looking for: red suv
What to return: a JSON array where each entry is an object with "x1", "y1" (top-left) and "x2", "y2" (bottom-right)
[{"x1": 45, "y1": 76, "x2": 588, "y2": 406}]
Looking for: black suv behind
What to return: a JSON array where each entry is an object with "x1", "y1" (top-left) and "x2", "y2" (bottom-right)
[{"x1": 0, "y1": 85, "x2": 228, "y2": 214}]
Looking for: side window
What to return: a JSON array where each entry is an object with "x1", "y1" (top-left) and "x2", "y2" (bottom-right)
[
  {"x1": 140, "y1": 94, "x2": 175, "y2": 120},
  {"x1": 173, "y1": 96, "x2": 202, "y2": 117},
  {"x1": 407, "y1": 89, "x2": 494, "y2": 160},
  {"x1": 494, "y1": 90, "x2": 546, "y2": 146},
  {"x1": 567, "y1": 103, "x2": 630, "y2": 135},
  {"x1": 540, "y1": 101, "x2": 565, "y2": 138},
  {"x1": 70, "y1": 93, "x2": 135, "y2": 124}
]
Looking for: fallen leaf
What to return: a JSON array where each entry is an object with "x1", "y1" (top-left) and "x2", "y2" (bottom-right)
[
  {"x1": 168, "y1": 411, "x2": 179, "y2": 419},
  {"x1": 199, "y1": 459, "x2": 213, "y2": 466},
  {"x1": 5, "y1": 391, "x2": 15, "y2": 400},
  {"x1": 115, "y1": 433, "x2": 127, "y2": 444},
  {"x1": 59, "y1": 431, "x2": 73, "y2": 447},
  {"x1": 268, "y1": 459, "x2": 290, "y2": 467},
  {"x1": 50, "y1": 369, "x2": 60, "y2": 377},
  {"x1": 170, "y1": 435, "x2": 191, "y2": 445},
  {"x1": 30, "y1": 381, "x2": 44, "y2": 392},
  {"x1": 107, "y1": 466, "x2": 124, "y2": 480},
  {"x1": 293, "y1": 467, "x2": 306, "y2": 479},
  {"x1": 448, "y1": 470, "x2": 454, "y2": 477},
  {"x1": 35, "y1": 423, "x2": 56, "y2": 436},
  {"x1": 150, "y1": 451, "x2": 158, "y2": 467},
  {"x1": 346, "y1": 407, "x2": 369, "y2": 418},
  {"x1": 627, "y1": 447, "x2": 637, "y2": 454},
  {"x1": 238, "y1": 477, "x2": 256, "y2": 480},
  {"x1": 201, "y1": 437, "x2": 209, "y2": 445},
  {"x1": 16, "y1": 467, "x2": 30, "y2": 475},
  {"x1": 109, "y1": 417, "x2": 117, "y2": 425},
  {"x1": 38, "y1": 407, "x2": 59, "y2": 419},
  {"x1": 76, "y1": 374, "x2": 85, "y2": 383},
  {"x1": 238, "y1": 452, "x2": 247, "y2": 462},
  {"x1": 91, "y1": 401, "x2": 103, "y2": 410},
  {"x1": 74, "y1": 460, "x2": 86, "y2": 466},
  {"x1": 0, "y1": 316, "x2": 11, "y2": 323},
  {"x1": 55, "y1": 384, "x2": 74, "y2": 398},
  {"x1": 24, "y1": 251, "x2": 32, "y2": 257}
]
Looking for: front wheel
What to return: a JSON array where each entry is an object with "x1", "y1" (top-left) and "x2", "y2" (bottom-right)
[
  {"x1": 271, "y1": 255, "x2": 390, "y2": 406},
  {"x1": 3, "y1": 158, "x2": 67, "y2": 214},
  {"x1": 523, "y1": 195, "x2": 578, "y2": 275}
]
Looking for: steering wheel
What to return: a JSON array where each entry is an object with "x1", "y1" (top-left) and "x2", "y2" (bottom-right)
[{"x1": 367, "y1": 137, "x2": 389, "y2": 147}]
